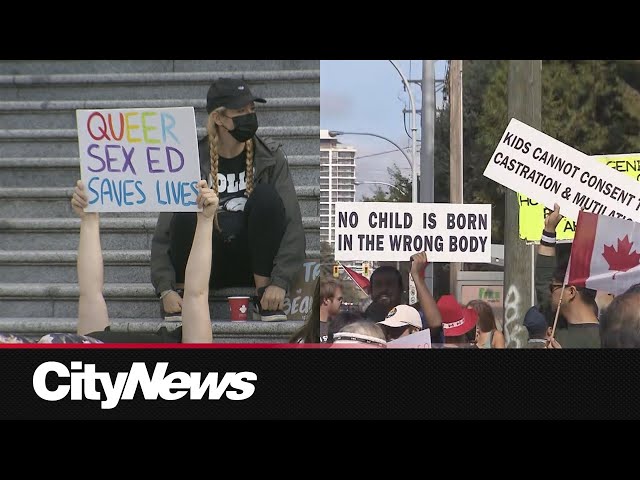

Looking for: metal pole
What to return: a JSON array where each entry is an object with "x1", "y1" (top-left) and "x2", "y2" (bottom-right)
[
  {"x1": 504, "y1": 60, "x2": 541, "y2": 348},
  {"x1": 421, "y1": 60, "x2": 435, "y2": 293},
  {"x1": 389, "y1": 60, "x2": 418, "y2": 204}
]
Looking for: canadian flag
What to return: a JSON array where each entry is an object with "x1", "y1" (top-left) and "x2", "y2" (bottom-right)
[
  {"x1": 340, "y1": 263, "x2": 371, "y2": 292},
  {"x1": 566, "y1": 210, "x2": 640, "y2": 295}
]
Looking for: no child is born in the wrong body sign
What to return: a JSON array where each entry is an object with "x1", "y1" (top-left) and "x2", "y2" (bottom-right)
[{"x1": 334, "y1": 202, "x2": 492, "y2": 263}]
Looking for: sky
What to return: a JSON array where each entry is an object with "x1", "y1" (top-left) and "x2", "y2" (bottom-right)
[{"x1": 321, "y1": 60, "x2": 448, "y2": 199}]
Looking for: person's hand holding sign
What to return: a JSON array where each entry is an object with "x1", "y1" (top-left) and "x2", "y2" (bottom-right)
[
  {"x1": 544, "y1": 203, "x2": 563, "y2": 233},
  {"x1": 71, "y1": 180, "x2": 97, "y2": 220},
  {"x1": 539, "y1": 203, "x2": 563, "y2": 258},
  {"x1": 410, "y1": 251, "x2": 429, "y2": 280},
  {"x1": 195, "y1": 179, "x2": 219, "y2": 220}
]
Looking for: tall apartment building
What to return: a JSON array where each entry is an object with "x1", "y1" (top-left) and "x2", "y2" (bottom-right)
[{"x1": 320, "y1": 129, "x2": 356, "y2": 248}]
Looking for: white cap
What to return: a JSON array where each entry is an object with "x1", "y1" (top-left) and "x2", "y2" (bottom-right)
[{"x1": 377, "y1": 305, "x2": 422, "y2": 329}]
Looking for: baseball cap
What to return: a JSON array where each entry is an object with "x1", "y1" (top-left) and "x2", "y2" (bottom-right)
[
  {"x1": 377, "y1": 304, "x2": 422, "y2": 329},
  {"x1": 436, "y1": 294, "x2": 478, "y2": 337},
  {"x1": 523, "y1": 306, "x2": 548, "y2": 336},
  {"x1": 206, "y1": 78, "x2": 266, "y2": 113}
]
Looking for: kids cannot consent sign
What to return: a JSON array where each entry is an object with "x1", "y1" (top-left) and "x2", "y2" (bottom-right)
[
  {"x1": 483, "y1": 118, "x2": 640, "y2": 223},
  {"x1": 76, "y1": 107, "x2": 201, "y2": 212},
  {"x1": 334, "y1": 202, "x2": 492, "y2": 262},
  {"x1": 518, "y1": 154, "x2": 640, "y2": 243}
]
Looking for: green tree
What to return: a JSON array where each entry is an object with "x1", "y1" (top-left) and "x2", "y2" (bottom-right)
[
  {"x1": 430, "y1": 60, "x2": 640, "y2": 294},
  {"x1": 455, "y1": 60, "x2": 640, "y2": 244},
  {"x1": 361, "y1": 164, "x2": 411, "y2": 202}
]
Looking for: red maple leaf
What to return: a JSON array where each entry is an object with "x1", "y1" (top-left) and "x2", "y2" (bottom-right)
[{"x1": 602, "y1": 235, "x2": 640, "y2": 279}]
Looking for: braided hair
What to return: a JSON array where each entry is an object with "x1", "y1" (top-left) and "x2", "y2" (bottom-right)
[{"x1": 206, "y1": 108, "x2": 255, "y2": 231}]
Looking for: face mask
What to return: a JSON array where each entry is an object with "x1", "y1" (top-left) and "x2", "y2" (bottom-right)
[{"x1": 226, "y1": 112, "x2": 258, "y2": 143}]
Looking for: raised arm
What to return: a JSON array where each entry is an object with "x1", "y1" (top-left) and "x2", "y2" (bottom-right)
[
  {"x1": 180, "y1": 180, "x2": 218, "y2": 343},
  {"x1": 410, "y1": 252, "x2": 442, "y2": 330},
  {"x1": 72, "y1": 180, "x2": 109, "y2": 335},
  {"x1": 535, "y1": 203, "x2": 562, "y2": 309}
]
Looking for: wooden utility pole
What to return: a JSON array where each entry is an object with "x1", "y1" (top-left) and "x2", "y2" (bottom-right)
[
  {"x1": 449, "y1": 60, "x2": 463, "y2": 296},
  {"x1": 504, "y1": 60, "x2": 541, "y2": 347}
]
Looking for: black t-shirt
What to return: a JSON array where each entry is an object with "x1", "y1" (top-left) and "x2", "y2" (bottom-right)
[
  {"x1": 214, "y1": 150, "x2": 249, "y2": 238},
  {"x1": 216, "y1": 150, "x2": 248, "y2": 212}
]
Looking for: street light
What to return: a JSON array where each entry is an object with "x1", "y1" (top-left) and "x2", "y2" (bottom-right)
[
  {"x1": 354, "y1": 180, "x2": 407, "y2": 197},
  {"x1": 328, "y1": 130, "x2": 414, "y2": 196}
]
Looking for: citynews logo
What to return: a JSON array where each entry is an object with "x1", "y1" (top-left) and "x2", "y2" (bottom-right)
[{"x1": 32, "y1": 361, "x2": 257, "y2": 410}]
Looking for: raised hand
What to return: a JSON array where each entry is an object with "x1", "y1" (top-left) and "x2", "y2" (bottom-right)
[
  {"x1": 544, "y1": 203, "x2": 563, "y2": 233},
  {"x1": 410, "y1": 251, "x2": 429, "y2": 278},
  {"x1": 71, "y1": 180, "x2": 97, "y2": 219},
  {"x1": 196, "y1": 179, "x2": 219, "y2": 219}
]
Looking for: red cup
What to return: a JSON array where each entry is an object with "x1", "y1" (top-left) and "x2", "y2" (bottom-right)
[{"x1": 228, "y1": 296, "x2": 250, "y2": 321}]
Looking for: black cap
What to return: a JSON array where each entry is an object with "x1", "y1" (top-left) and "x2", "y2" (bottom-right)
[
  {"x1": 523, "y1": 306, "x2": 548, "y2": 336},
  {"x1": 206, "y1": 78, "x2": 266, "y2": 113}
]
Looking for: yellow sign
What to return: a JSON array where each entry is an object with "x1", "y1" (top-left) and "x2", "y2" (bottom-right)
[{"x1": 519, "y1": 154, "x2": 640, "y2": 243}]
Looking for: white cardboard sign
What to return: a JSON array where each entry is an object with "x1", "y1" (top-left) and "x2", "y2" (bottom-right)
[
  {"x1": 386, "y1": 328, "x2": 432, "y2": 348},
  {"x1": 76, "y1": 107, "x2": 201, "y2": 212},
  {"x1": 483, "y1": 118, "x2": 640, "y2": 222},
  {"x1": 334, "y1": 202, "x2": 492, "y2": 262}
]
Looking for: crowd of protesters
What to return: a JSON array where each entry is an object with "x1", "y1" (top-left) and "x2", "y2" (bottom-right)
[{"x1": 320, "y1": 202, "x2": 640, "y2": 348}]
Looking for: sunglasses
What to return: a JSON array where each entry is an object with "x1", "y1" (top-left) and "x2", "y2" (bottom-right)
[{"x1": 549, "y1": 284, "x2": 563, "y2": 294}]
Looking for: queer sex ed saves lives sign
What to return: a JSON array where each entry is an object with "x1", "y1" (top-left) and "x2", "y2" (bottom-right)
[
  {"x1": 483, "y1": 118, "x2": 640, "y2": 222},
  {"x1": 76, "y1": 107, "x2": 201, "y2": 212},
  {"x1": 334, "y1": 202, "x2": 492, "y2": 262}
]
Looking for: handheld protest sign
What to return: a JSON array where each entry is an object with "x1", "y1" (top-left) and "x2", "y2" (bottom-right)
[
  {"x1": 483, "y1": 118, "x2": 640, "y2": 223},
  {"x1": 386, "y1": 329, "x2": 432, "y2": 349},
  {"x1": 76, "y1": 107, "x2": 201, "y2": 213},
  {"x1": 334, "y1": 201, "x2": 492, "y2": 263},
  {"x1": 518, "y1": 153, "x2": 640, "y2": 243}
]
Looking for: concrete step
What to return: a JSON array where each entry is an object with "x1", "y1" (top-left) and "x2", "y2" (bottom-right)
[
  {"x1": 0, "y1": 185, "x2": 319, "y2": 218},
  {"x1": 0, "y1": 155, "x2": 319, "y2": 188},
  {"x1": 0, "y1": 247, "x2": 320, "y2": 283},
  {"x1": 0, "y1": 317, "x2": 302, "y2": 343},
  {"x1": 0, "y1": 70, "x2": 320, "y2": 101},
  {"x1": 0, "y1": 282, "x2": 315, "y2": 322},
  {"x1": 173, "y1": 60, "x2": 319, "y2": 72},
  {"x1": 0, "y1": 250, "x2": 151, "y2": 283},
  {"x1": 0, "y1": 60, "x2": 319, "y2": 75},
  {"x1": 0, "y1": 98, "x2": 320, "y2": 129},
  {"x1": 0, "y1": 217, "x2": 156, "y2": 250},
  {"x1": 0, "y1": 283, "x2": 261, "y2": 319},
  {"x1": 0, "y1": 127, "x2": 318, "y2": 157},
  {"x1": 0, "y1": 216, "x2": 320, "y2": 251}
]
